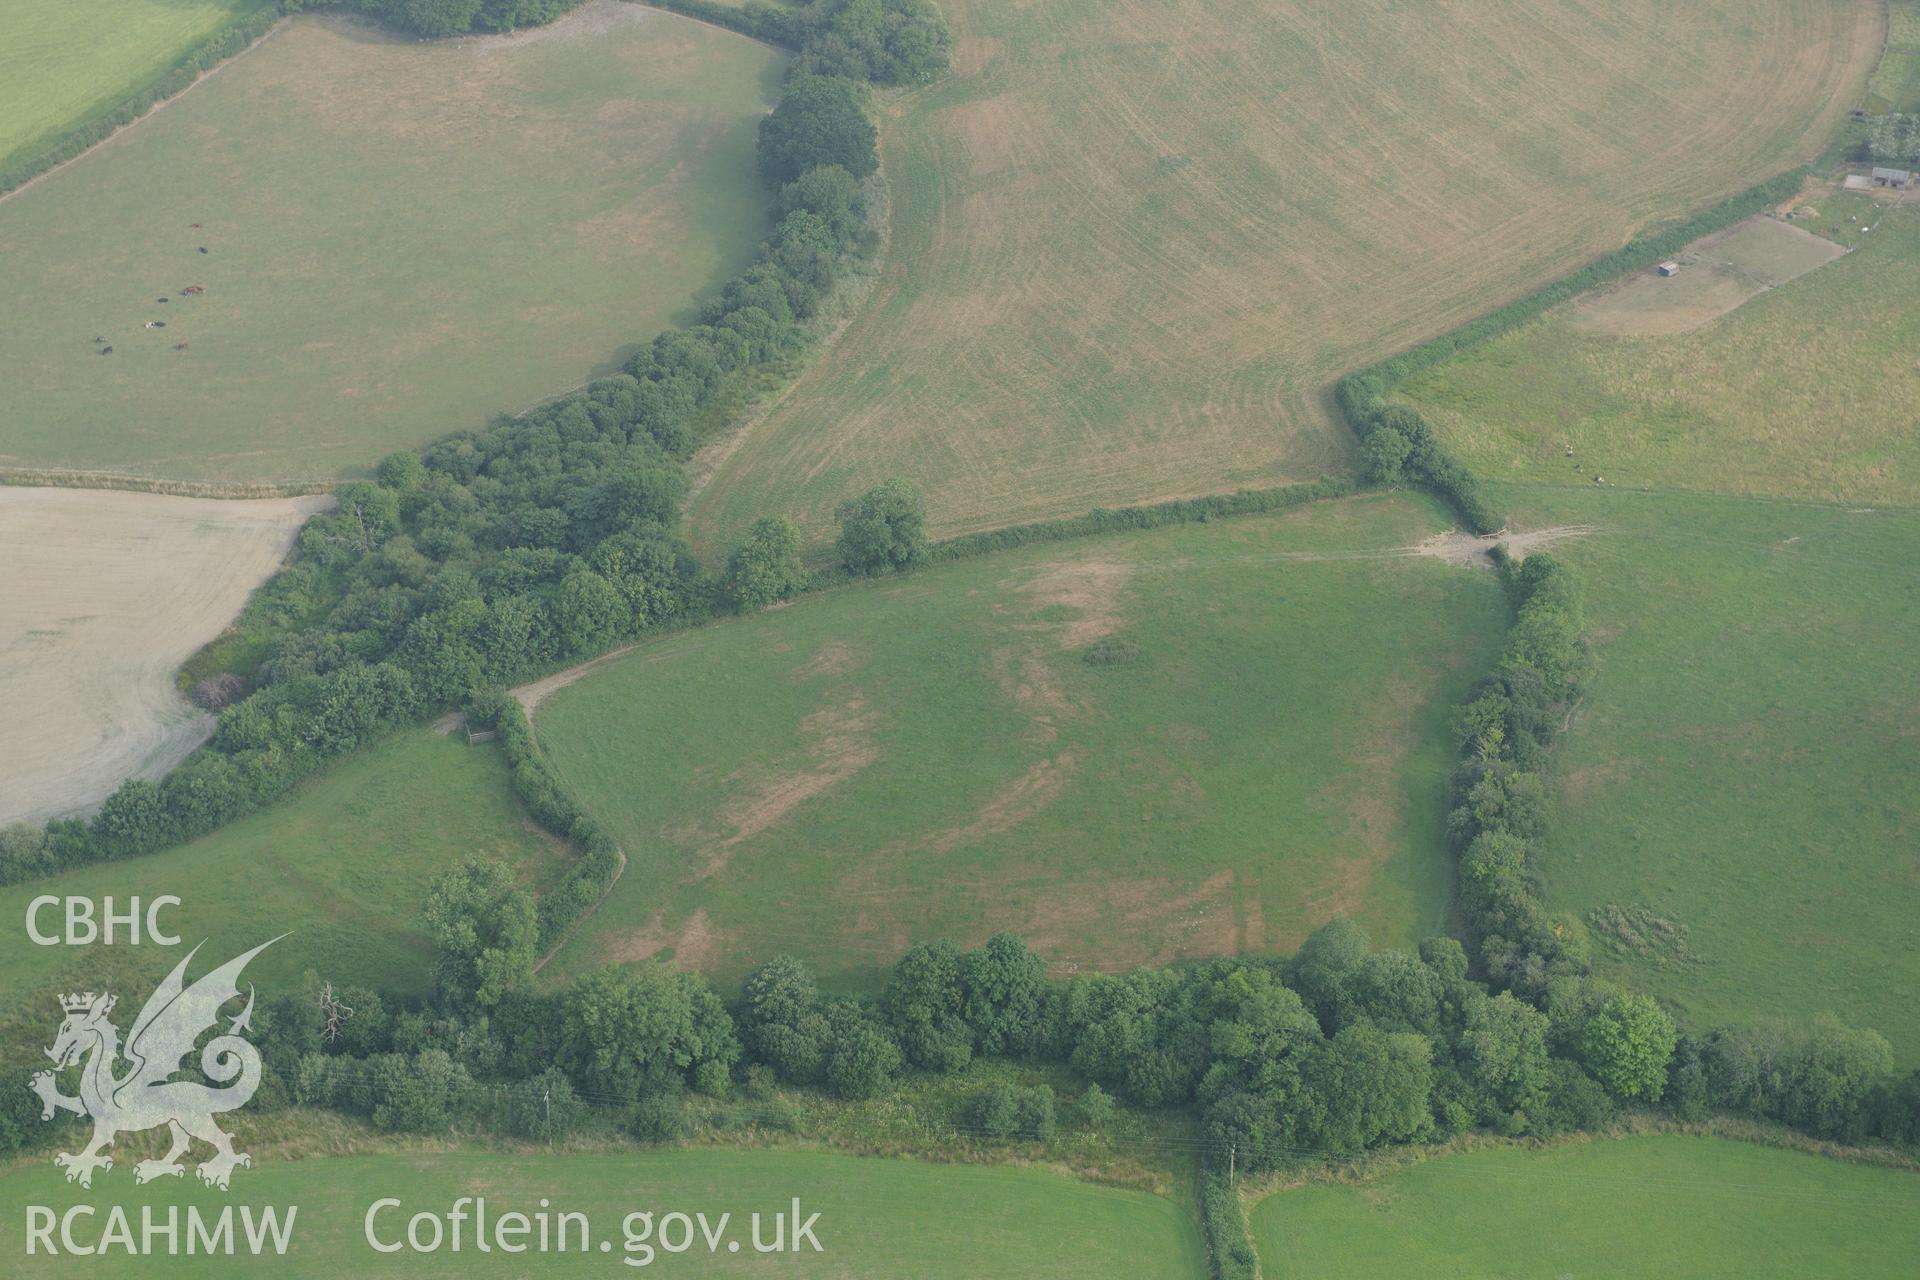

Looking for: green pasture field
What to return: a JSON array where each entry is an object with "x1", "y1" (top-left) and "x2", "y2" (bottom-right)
[
  {"x1": 1866, "y1": 0, "x2": 1920, "y2": 113},
  {"x1": 683, "y1": 0, "x2": 1879, "y2": 555},
  {"x1": 1397, "y1": 200, "x2": 1920, "y2": 505},
  {"x1": 0, "y1": 730, "x2": 570, "y2": 1057},
  {"x1": 534, "y1": 493, "x2": 1504, "y2": 989},
  {"x1": 1489, "y1": 485, "x2": 1920, "y2": 1058},
  {"x1": 1253, "y1": 1135, "x2": 1920, "y2": 1278},
  {"x1": 0, "y1": 0, "x2": 271, "y2": 180},
  {"x1": 0, "y1": 6, "x2": 784, "y2": 488},
  {"x1": 0, "y1": 1147, "x2": 1208, "y2": 1277}
]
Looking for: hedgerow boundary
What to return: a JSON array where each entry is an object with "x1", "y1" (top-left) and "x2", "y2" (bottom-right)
[
  {"x1": 0, "y1": 6, "x2": 285, "y2": 198},
  {"x1": 1174, "y1": 163, "x2": 1871, "y2": 1272}
]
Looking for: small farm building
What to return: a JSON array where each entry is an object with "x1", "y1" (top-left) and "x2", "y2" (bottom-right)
[
  {"x1": 1872, "y1": 167, "x2": 1911, "y2": 189},
  {"x1": 1656, "y1": 261, "x2": 1680, "y2": 276}
]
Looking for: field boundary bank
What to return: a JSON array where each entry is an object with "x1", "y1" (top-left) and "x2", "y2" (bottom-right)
[
  {"x1": 0, "y1": 467, "x2": 334, "y2": 500},
  {"x1": 0, "y1": 9, "x2": 289, "y2": 200}
]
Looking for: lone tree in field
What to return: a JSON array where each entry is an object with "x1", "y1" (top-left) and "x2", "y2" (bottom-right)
[
  {"x1": 835, "y1": 477, "x2": 928, "y2": 574},
  {"x1": 727, "y1": 515, "x2": 809, "y2": 609},
  {"x1": 1582, "y1": 992, "x2": 1678, "y2": 1102},
  {"x1": 758, "y1": 75, "x2": 879, "y2": 185}
]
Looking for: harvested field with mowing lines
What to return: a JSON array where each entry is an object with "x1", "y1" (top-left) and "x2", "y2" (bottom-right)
[
  {"x1": 0, "y1": 1147, "x2": 1208, "y2": 1278},
  {"x1": 1253, "y1": 1135, "x2": 1920, "y2": 1278},
  {"x1": 0, "y1": 486, "x2": 329, "y2": 826},
  {"x1": 0, "y1": 0, "x2": 270, "y2": 180},
  {"x1": 683, "y1": 0, "x2": 1880, "y2": 554},
  {"x1": 0, "y1": 3, "x2": 784, "y2": 487},
  {"x1": 1401, "y1": 199, "x2": 1920, "y2": 502},
  {"x1": 1489, "y1": 485, "x2": 1920, "y2": 1059},
  {"x1": 534, "y1": 495, "x2": 1505, "y2": 989},
  {"x1": 0, "y1": 729, "x2": 573, "y2": 1056}
]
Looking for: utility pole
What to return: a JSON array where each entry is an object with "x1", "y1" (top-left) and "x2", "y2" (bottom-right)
[
  {"x1": 1228, "y1": 1141, "x2": 1236, "y2": 1187},
  {"x1": 544, "y1": 1087, "x2": 553, "y2": 1148}
]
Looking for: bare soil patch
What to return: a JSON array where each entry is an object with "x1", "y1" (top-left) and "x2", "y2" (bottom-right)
[
  {"x1": 1416, "y1": 524, "x2": 1595, "y2": 569},
  {"x1": 604, "y1": 905, "x2": 719, "y2": 968},
  {"x1": 692, "y1": 697, "x2": 881, "y2": 877},
  {"x1": 0, "y1": 486, "x2": 329, "y2": 824},
  {"x1": 1014, "y1": 558, "x2": 1132, "y2": 648},
  {"x1": 790, "y1": 639, "x2": 861, "y2": 680},
  {"x1": 915, "y1": 750, "x2": 1083, "y2": 857},
  {"x1": 1021, "y1": 869, "x2": 1243, "y2": 972}
]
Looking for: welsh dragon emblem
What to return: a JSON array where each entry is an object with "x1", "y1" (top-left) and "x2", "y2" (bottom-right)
[{"x1": 28, "y1": 938, "x2": 281, "y2": 1190}]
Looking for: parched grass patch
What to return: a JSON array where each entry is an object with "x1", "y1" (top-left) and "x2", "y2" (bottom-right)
[
  {"x1": 0, "y1": 4, "x2": 786, "y2": 487},
  {"x1": 1253, "y1": 1135, "x2": 1920, "y2": 1279},
  {"x1": 684, "y1": 0, "x2": 1879, "y2": 553},
  {"x1": 1399, "y1": 201, "x2": 1920, "y2": 504},
  {"x1": 0, "y1": 1147, "x2": 1209, "y2": 1277},
  {"x1": 0, "y1": 0, "x2": 271, "y2": 180},
  {"x1": 1490, "y1": 484, "x2": 1920, "y2": 1059},
  {"x1": 0, "y1": 729, "x2": 573, "y2": 1055},
  {"x1": 535, "y1": 494, "x2": 1504, "y2": 989},
  {"x1": 1564, "y1": 215, "x2": 1844, "y2": 337}
]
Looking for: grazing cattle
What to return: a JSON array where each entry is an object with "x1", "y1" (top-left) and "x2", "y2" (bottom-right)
[
  {"x1": 158, "y1": 297, "x2": 169, "y2": 303},
  {"x1": 174, "y1": 341, "x2": 190, "y2": 351},
  {"x1": 100, "y1": 347, "x2": 113, "y2": 355},
  {"x1": 198, "y1": 246, "x2": 208, "y2": 254}
]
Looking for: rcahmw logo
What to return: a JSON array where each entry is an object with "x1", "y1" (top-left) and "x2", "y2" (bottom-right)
[
  {"x1": 29, "y1": 937, "x2": 281, "y2": 1190},
  {"x1": 23, "y1": 938, "x2": 299, "y2": 1260}
]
